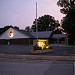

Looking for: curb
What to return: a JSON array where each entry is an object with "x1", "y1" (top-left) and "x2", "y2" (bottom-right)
[{"x1": 0, "y1": 54, "x2": 75, "y2": 61}]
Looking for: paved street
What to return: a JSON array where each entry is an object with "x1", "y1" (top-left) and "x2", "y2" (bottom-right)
[
  {"x1": 0, "y1": 60, "x2": 74, "y2": 75},
  {"x1": 0, "y1": 44, "x2": 74, "y2": 75}
]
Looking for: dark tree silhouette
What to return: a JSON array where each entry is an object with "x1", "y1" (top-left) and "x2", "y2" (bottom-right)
[
  {"x1": 62, "y1": 9, "x2": 75, "y2": 41},
  {"x1": 57, "y1": 0, "x2": 75, "y2": 14},
  {"x1": 57, "y1": 0, "x2": 75, "y2": 43},
  {"x1": 14, "y1": 26, "x2": 19, "y2": 29},
  {"x1": 31, "y1": 15, "x2": 60, "y2": 32},
  {"x1": 25, "y1": 26, "x2": 31, "y2": 32},
  {"x1": 0, "y1": 28, "x2": 4, "y2": 35}
]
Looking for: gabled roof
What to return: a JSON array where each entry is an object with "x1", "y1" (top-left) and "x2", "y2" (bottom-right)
[
  {"x1": 52, "y1": 34, "x2": 67, "y2": 39},
  {"x1": 30, "y1": 31, "x2": 53, "y2": 38},
  {"x1": 0, "y1": 27, "x2": 67, "y2": 39},
  {"x1": 15, "y1": 29, "x2": 34, "y2": 38},
  {"x1": 0, "y1": 27, "x2": 34, "y2": 39}
]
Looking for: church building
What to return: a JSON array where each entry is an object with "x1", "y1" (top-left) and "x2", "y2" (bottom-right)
[{"x1": 0, "y1": 27, "x2": 67, "y2": 45}]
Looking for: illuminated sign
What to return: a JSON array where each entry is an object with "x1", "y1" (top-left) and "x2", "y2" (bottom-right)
[{"x1": 37, "y1": 39, "x2": 49, "y2": 50}]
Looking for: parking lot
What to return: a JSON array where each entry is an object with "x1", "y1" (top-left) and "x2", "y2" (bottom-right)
[{"x1": 0, "y1": 44, "x2": 74, "y2": 56}]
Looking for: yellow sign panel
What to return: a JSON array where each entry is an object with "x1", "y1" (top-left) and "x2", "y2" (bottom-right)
[{"x1": 37, "y1": 39, "x2": 49, "y2": 49}]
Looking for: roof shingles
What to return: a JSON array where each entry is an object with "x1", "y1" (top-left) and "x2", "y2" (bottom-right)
[{"x1": 31, "y1": 31, "x2": 53, "y2": 38}]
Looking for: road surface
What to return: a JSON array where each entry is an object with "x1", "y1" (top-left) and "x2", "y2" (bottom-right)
[{"x1": 0, "y1": 60, "x2": 74, "y2": 75}]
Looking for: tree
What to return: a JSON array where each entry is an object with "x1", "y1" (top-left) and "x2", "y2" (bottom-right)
[
  {"x1": 25, "y1": 26, "x2": 31, "y2": 32},
  {"x1": 62, "y1": 9, "x2": 75, "y2": 40},
  {"x1": 14, "y1": 26, "x2": 19, "y2": 30},
  {"x1": 57, "y1": 0, "x2": 75, "y2": 43},
  {"x1": 31, "y1": 15, "x2": 60, "y2": 32},
  {"x1": 54, "y1": 26, "x2": 64, "y2": 34},
  {"x1": 57, "y1": 0, "x2": 75, "y2": 14},
  {"x1": 0, "y1": 28, "x2": 4, "y2": 35}
]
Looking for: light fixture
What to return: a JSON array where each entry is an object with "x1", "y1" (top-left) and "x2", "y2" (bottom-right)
[{"x1": 9, "y1": 31, "x2": 14, "y2": 38}]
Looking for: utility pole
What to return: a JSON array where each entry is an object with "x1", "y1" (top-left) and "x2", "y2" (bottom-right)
[{"x1": 36, "y1": 2, "x2": 38, "y2": 40}]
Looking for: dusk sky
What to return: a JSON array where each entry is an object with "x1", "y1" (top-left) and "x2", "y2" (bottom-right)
[{"x1": 0, "y1": 0, "x2": 65, "y2": 29}]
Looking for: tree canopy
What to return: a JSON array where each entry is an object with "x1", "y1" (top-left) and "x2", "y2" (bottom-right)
[
  {"x1": 25, "y1": 26, "x2": 31, "y2": 32},
  {"x1": 62, "y1": 9, "x2": 75, "y2": 40},
  {"x1": 31, "y1": 15, "x2": 60, "y2": 32},
  {"x1": 57, "y1": 0, "x2": 75, "y2": 14},
  {"x1": 57, "y1": 0, "x2": 75, "y2": 43}
]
